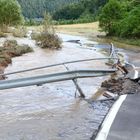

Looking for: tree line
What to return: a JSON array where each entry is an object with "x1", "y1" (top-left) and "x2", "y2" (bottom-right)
[
  {"x1": 0, "y1": 0, "x2": 139, "y2": 39},
  {"x1": 52, "y1": 0, "x2": 108, "y2": 21},
  {"x1": 17, "y1": 0, "x2": 81, "y2": 19}
]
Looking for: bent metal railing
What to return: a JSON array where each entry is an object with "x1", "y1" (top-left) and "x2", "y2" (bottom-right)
[
  {"x1": 0, "y1": 43, "x2": 120, "y2": 97},
  {"x1": 0, "y1": 57, "x2": 117, "y2": 77},
  {"x1": 0, "y1": 69, "x2": 116, "y2": 89}
]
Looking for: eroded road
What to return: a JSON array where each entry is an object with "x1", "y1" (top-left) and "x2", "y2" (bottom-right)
[{"x1": 0, "y1": 34, "x2": 114, "y2": 140}]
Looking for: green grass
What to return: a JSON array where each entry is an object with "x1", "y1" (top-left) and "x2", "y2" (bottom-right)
[{"x1": 109, "y1": 37, "x2": 140, "y2": 47}]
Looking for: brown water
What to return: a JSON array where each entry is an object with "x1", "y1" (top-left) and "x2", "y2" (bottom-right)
[{"x1": 0, "y1": 34, "x2": 112, "y2": 140}]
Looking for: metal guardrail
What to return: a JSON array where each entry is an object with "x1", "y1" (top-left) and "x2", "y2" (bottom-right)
[
  {"x1": 109, "y1": 43, "x2": 119, "y2": 64},
  {"x1": 0, "y1": 69, "x2": 116, "y2": 90},
  {"x1": 0, "y1": 57, "x2": 118, "y2": 77},
  {"x1": 0, "y1": 43, "x2": 120, "y2": 95}
]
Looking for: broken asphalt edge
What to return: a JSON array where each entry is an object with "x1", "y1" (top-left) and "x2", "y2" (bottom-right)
[{"x1": 95, "y1": 94, "x2": 127, "y2": 140}]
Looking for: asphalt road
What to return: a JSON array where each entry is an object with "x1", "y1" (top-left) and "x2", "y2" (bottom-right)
[
  {"x1": 107, "y1": 94, "x2": 140, "y2": 140},
  {"x1": 106, "y1": 47, "x2": 140, "y2": 140}
]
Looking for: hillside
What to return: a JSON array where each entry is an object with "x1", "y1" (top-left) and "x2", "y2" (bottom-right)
[{"x1": 17, "y1": 0, "x2": 80, "y2": 18}]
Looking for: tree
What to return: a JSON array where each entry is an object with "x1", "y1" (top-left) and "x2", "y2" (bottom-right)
[
  {"x1": 119, "y1": 5, "x2": 140, "y2": 38},
  {"x1": 0, "y1": 0, "x2": 23, "y2": 29},
  {"x1": 52, "y1": 0, "x2": 108, "y2": 21},
  {"x1": 99, "y1": 0, "x2": 124, "y2": 35},
  {"x1": 99, "y1": 0, "x2": 140, "y2": 38},
  {"x1": 17, "y1": 0, "x2": 81, "y2": 19},
  {"x1": 53, "y1": 3, "x2": 84, "y2": 20}
]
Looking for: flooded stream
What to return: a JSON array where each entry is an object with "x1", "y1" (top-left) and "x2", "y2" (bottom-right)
[{"x1": 0, "y1": 34, "x2": 113, "y2": 140}]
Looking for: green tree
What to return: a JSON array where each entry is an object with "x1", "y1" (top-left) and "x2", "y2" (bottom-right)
[
  {"x1": 119, "y1": 5, "x2": 140, "y2": 38},
  {"x1": 0, "y1": 0, "x2": 23, "y2": 29},
  {"x1": 53, "y1": 3, "x2": 84, "y2": 20},
  {"x1": 99, "y1": 0, "x2": 124, "y2": 35},
  {"x1": 17, "y1": 0, "x2": 81, "y2": 19}
]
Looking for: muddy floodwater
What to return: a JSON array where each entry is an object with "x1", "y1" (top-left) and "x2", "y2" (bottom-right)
[{"x1": 0, "y1": 34, "x2": 113, "y2": 140}]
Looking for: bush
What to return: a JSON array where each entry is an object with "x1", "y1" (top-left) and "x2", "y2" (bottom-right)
[
  {"x1": 0, "y1": 40, "x2": 33, "y2": 68},
  {"x1": 12, "y1": 26, "x2": 27, "y2": 37},
  {"x1": 0, "y1": 32, "x2": 7, "y2": 37},
  {"x1": 35, "y1": 13, "x2": 62, "y2": 49},
  {"x1": 3, "y1": 40, "x2": 18, "y2": 48},
  {"x1": 36, "y1": 33, "x2": 62, "y2": 49},
  {"x1": 0, "y1": 55, "x2": 12, "y2": 67},
  {"x1": 31, "y1": 31, "x2": 40, "y2": 40},
  {"x1": 3, "y1": 40, "x2": 33, "y2": 57}
]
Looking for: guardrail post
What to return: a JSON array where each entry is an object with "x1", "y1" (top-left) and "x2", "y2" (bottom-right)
[{"x1": 63, "y1": 64, "x2": 85, "y2": 98}]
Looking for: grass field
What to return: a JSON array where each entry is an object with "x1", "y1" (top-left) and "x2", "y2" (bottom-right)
[
  {"x1": 28, "y1": 22, "x2": 104, "y2": 37},
  {"x1": 28, "y1": 21, "x2": 140, "y2": 48},
  {"x1": 56, "y1": 22, "x2": 140, "y2": 48},
  {"x1": 56, "y1": 22, "x2": 104, "y2": 37}
]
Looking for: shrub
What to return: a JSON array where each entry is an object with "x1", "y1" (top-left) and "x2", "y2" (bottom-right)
[
  {"x1": 3, "y1": 40, "x2": 33, "y2": 57},
  {"x1": 31, "y1": 31, "x2": 40, "y2": 40},
  {"x1": 3, "y1": 40, "x2": 17, "y2": 48},
  {"x1": 12, "y1": 26, "x2": 27, "y2": 37},
  {"x1": 0, "y1": 55, "x2": 12, "y2": 67},
  {"x1": 36, "y1": 33, "x2": 62, "y2": 49},
  {"x1": 0, "y1": 32, "x2": 7, "y2": 37},
  {"x1": 35, "y1": 13, "x2": 62, "y2": 49},
  {"x1": 0, "y1": 39, "x2": 33, "y2": 79}
]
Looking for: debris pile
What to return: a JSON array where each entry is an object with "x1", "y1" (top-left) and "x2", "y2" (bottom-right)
[
  {"x1": 101, "y1": 77, "x2": 140, "y2": 95},
  {"x1": 0, "y1": 40, "x2": 33, "y2": 79}
]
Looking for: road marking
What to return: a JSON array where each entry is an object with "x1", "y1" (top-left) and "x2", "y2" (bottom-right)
[
  {"x1": 95, "y1": 94, "x2": 127, "y2": 140},
  {"x1": 134, "y1": 70, "x2": 139, "y2": 79}
]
